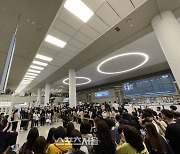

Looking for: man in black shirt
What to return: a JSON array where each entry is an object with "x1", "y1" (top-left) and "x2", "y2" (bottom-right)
[{"x1": 162, "y1": 109, "x2": 180, "y2": 154}]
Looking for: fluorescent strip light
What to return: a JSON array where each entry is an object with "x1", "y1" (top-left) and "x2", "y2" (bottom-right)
[
  {"x1": 64, "y1": 0, "x2": 94, "y2": 22},
  {"x1": 32, "y1": 60, "x2": 48, "y2": 67},
  {"x1": 22, "y1": 81, "x2": 32, "y2": 83},
  {"x1": 24, "y1": 75, "x2": 36, "y2": 78},
  {"x1": 28, "y1": 69, "x2": 40, "y2": 73},
  {"x1": 36, "y1": 54, "x2": 52, "y2": 62},
  {"x1": 30, "y1": 65, "x2": 44, "y2": 70},
  {"x1": 23, "y1": 78, "x2": 33, "y2": 81},
  {"x1": 45, "y1": 35, "x2": 67, "y2": 48},
  {"x1": 21, "y1": 81, "x2": 32, "y2": 84},
  {"x1": 26, "y1": 72, "x2": 38, "y2": 76}
]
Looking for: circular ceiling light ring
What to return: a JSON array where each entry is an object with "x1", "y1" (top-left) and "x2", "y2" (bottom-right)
[
  {"x1": 97, "y1": 52, "x2": 149, "y2": 74},
  {"x1": 63, "y1": 77, "x2": 91, "y2": 86}
]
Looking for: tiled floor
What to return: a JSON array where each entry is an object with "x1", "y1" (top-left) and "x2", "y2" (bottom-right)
[{"x1": 16, "y1": 119, "x2": 80, "y2": 146}]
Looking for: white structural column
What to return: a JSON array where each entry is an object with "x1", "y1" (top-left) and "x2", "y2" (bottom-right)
[
  {"x1": 45, "y1": 83, "x2": 50, "y2": 106},
  {"x1": 69, "y1": 69, "x2": 76, "y2": 107},
  {"x1": 37, "y1": 88, "x2": 41, "y2": 105},
  {"x1": 152, "y1": 11, "x2": 180, "y2": 89}
]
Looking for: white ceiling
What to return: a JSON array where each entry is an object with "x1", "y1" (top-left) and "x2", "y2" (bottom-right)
[
  {"x1": 26, "y1": 0, "x2": 180, "y2": 93},
  {"x1": 0, "y1": 0, "x2": 63, "y2": 91},
  {"x1": 53, "y1": 31, "x2": 169, "y2": 89},
  {"x1": 2, "y1": 0, "x2": 180, "y2": 93},
  {"x1": 25, "y1": 0, "x2": 148, "y2": 91}
]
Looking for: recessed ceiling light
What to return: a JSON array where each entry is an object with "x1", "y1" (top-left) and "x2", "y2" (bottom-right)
[
  {"x1": 32, "y1": 60, "x2": 48, "y2": 66},
  {"x1": 97, "y1": 52, "x2": 149, "y2": 74},
  {"x1": 28, "y1": 69, "x2": 41, "y2": 73},
  {"x1": 36, "y1": 54, "x2": 52, "y2": 62},
  {"x1": 26, "y1": 72, "x2": 38, "y2": 76},
  {"x1": 24, "y1": 75, "x2": 36, "y2": 78},
  {"x1": 45, "y1": 35, "x2": 67, "y2": 48},
  {"x1": 63, "y1": 77, "x2": 91, "y2": 86},
  {"x1": 30, "y1": 65, "x2": 44, "y2": 70},
  {"x1": 64, "y1": 0, "x2": 94, "y2": 22}
]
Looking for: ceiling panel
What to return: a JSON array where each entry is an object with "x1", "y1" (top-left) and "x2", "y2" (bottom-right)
[
  {"x1": 96, "y1": 2, "x2": 121, "y2": 27},
  {"x1": 131, "y1": 0, "x2": 146, "y2": 7},
  {"x1": 42, "y1": 42, "x2": 61, "y2": 53},
  {"x1": 49, "y1": 28, "x2": 70, "y2": 42},
  {"x1": 51, "y1": 59, "x2": 66, "y2": 67},
  {"x1": 87, "y1": 14, "x2": 109, "y2": 34},
  {"x1": 68, "y1": 38, "x2": 86, "y2": 50},
  {"x1": 37, "y1": 49, "x2": 56, "y2": 59},
  {"x1": 56, "y1": 52, "x2": 72, "y2": 60},
  {"x1": 107, "y1": 0, "x2": 134, "y2": 18},
  {"x1": 64, "y1": 44, "x2": 81, "y2": 53},
  {"x1": 59, "y1": 48, "x2": 77, "y2": 56},
  {"x1": 58, "y1": 8, "x2": 84, "y2": 30},
  {"x1": 73, "y1": 32, "x2": 93, "y2": 45},
  {"x1": 82, "y1": 0, "x2": 105, "y2": 12},
  {"x1": 53, "y1": 19, "x2": 77, "y2": 37},
  {"x1": 38, "y1": 46, "x2": 58, "y2": 56},
  {"x1": 80, "y1": 24, "x2": 101, "y2": 40}
]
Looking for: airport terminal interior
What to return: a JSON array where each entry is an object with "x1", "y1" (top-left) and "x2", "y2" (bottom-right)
[{"x1": 0, "y1": 0, "x2": 180, "y2": 154}]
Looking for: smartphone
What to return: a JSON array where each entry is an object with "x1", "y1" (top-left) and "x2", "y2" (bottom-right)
[
  {"x1": 11, "y1": 144, "x2": 19, "y2": 150},
  {"x1": 140, "y1": 129, "x2": 146, "y2": 136},
  {"x1": 6, "y1": 144, "x2": 19, "y2": 154}
]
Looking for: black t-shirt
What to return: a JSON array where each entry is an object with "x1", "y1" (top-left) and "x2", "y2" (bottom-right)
[{"x1": 165, "y1": 123, "x2": 180, "y2": 154}]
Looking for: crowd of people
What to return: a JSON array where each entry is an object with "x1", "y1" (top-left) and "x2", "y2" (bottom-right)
[{"x1": 0, "y1": 102, "x2": 180, "y2": 154}]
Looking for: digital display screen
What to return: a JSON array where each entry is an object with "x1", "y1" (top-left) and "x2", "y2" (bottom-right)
[
  {"x1": 123, "y1": 74, "x2": 177, "y2": 97},
  {"x1": 95, "y1": 91, "x2": 109, "y2": 97},
  {"x1": 63, "y1": 98, "x2": 69, "y2": 102}
]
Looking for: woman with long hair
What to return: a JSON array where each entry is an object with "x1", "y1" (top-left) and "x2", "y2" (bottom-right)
[
  {"x1": 66, "y1": 122, "x2": 75, "y2": 137},
  {"x1": 33, "y1": 136, "x2": 46, "y2": 154},
  {"x1": 46, "y1": 127, "x2": 56, "y2": 146},
  {"x1": 145, "y1": 122, "x2": 173, "y2": 154},
  {"x1": 19, "y1": 127, "x2": 39, "y2": 153},
  {"x1": 92, "y1": 120, "x2": 116, "y2": 154},
  {"x1": 116, "y1": 125, "x2": 148, "y2": 154}
]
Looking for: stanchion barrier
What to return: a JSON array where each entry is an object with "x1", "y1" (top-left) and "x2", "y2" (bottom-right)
[
  {"x1": 8, "y1": 119, "x2": 31, "y2": 123},
  {"x1": 73, "y1": 115, "x2": 94, "y2": 121}
]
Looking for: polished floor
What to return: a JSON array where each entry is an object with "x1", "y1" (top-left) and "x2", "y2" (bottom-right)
[{"x1": 16, "y1": 119, "x2": 80, "y2": 146}]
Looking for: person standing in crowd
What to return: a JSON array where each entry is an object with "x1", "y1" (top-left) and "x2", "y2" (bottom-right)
[
  {"x1": 40, "y1": 109, "x2": 46, "y2": 126},
  {"x1": 46, "y1": 126, "x2": 72, "y2": 154},
  {"x1": 66, "y1": 122, "x2": 75, "y2": 137},
  {"x1": 51, "y1": 108, "x2": 54, "y2": 124},
  {"x1": 24, "y1": 108, "x2": 30, "y2": 130},
  {"x1": 170, "y1": 105, "x2": 177, "y2": 112},
  {"x1": 92, "y1": 120, "x2": 116, "y2": 154},
  {"x1": 11, "y1": 109, "x2": 19, "y2": 131},
  {"x1": 116, "y1": 125, "x2": 148, "y2": 154},
  {"x1": 0, "y1": 121, "x2": 18, "y2": 154},
  {"x1": 173, "y1": 112, "x2": 180, "y2": 124},
  {"x1": 33, "y1": 111, "x2": 39, "y2": 127},
  {"x1": 46, "y1": 127, "x2": 56, "y2": 147},
  {"x1": 19, "y1": 127, "x2": 39, "y2": 153},
  {"x1": 161, "y1": 109, "x2": 180, "y2": 154},
  {"x1": 66, "y1": 129, "x2": 89, "y2": 154},
  {"x1": 145, "y1": 122, "x2": 173, "y2": 154},
  {"x1": 32, "y1": 136, "x2": 46, "y2": 154}
]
